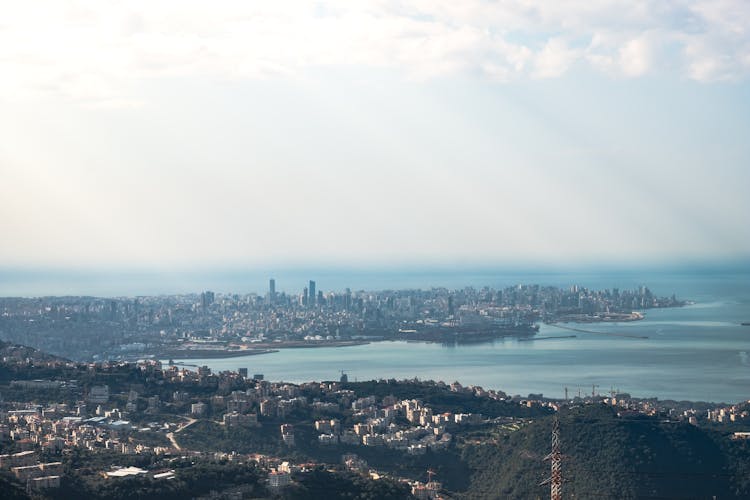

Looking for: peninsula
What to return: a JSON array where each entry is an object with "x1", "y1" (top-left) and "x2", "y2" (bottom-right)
[{"x1": 0, "y1": 282, "x2": 685, "y2": 362}]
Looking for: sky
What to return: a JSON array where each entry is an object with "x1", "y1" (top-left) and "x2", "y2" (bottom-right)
[{"x1": 1, "y1": 1, "x2": 749, "y2": 270}]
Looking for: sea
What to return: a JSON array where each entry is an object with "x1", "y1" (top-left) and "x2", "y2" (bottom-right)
[{"x1": 1, "y1": 266, "x2": 749, "y2": 403}]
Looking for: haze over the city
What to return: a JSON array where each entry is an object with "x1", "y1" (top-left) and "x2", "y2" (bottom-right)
[
  {"x1": 3, "y1": 5, "x2": 750, "y2": 500},
  {"x1": 1, "y1": 1, "x2": 749, "y2": 269}
]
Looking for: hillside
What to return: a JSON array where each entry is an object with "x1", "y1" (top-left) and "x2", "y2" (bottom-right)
[
  {"x1": 459, "y1": 404, "x2": 750, "y2": 499},
  {"x1": 0, "y1": 340, "x2": 72, "y2": 364}
]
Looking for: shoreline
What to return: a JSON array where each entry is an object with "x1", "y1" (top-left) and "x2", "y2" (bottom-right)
[
  {"x1": 151, "y1": 308, "x2": 677, "y2": 361},
  {"x1": 552, "y1": 311, "x2": 645, "y2": 323},
  {"x1": 158, "y1": 331, "x2": 540, "y2": 361},
  {"x1": 156, "y1": 340, "x2": 371, "y2": 359},
  {"x1": 242, "y1": 340, "x2": 371, "y2": 349},
  {"x1": 157, "y1": 348, "x2": 278, "y2": 360}
]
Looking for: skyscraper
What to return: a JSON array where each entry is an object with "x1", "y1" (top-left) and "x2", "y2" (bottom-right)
[
  {"x1": 269, "y1": 278, "x2": 276, "y2": 304},
  {"x1": 200, "y1": 291, "x2": 214, "y2": 310},
  {"x1": 309, "y1": 280, "x2": 316, "y2": 307}
]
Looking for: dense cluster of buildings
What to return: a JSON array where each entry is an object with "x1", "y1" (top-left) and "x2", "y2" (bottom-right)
[
  {"x1": 4, "y1": 336, "x2": 741, "y2": 497},
  {"x1": 0, "y1": 281, "x2": 683, "y2": 362},
  {"x1": 0, "y1": 450, "x2": 62, "y2": 493},
  {"x1": 0, "y1": 346, "x2": 542, "y2": 496},
  {"x1": 602, "y1": 395, "x2": 750, "y2": 428}
]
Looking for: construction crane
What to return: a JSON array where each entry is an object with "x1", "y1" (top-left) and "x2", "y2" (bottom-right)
[{"x1": 592, "y1": 384, "x2": 599, "y2": 398}]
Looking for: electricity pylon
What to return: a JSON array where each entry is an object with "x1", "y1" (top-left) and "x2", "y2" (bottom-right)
[{"x1": 541, "y1": 417, "x2": 564, "y2": 500}]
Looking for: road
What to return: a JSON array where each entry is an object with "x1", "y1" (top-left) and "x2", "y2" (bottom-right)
[{"x1": 166, "y1": 417, "x2": 197, "y2": 451}]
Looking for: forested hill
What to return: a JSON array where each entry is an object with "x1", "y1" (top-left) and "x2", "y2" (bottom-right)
[
  {"x1": 0, "y1": 340, "x2": 74, "y2": 383},
  {"x1": 460, "y1": 404, "x2": 750, "y2": 499},
  {"x1": 0, "y1": 340, "x2": 71, "y2": 364}
]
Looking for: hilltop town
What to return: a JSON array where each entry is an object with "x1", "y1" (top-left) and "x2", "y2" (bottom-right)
[{"x1": 1, "y1": 340, "x2": 748, "y2": 499}]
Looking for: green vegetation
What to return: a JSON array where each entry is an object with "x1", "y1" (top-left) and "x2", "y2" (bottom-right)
[
  {"x1": 174, "y1": 388, "x2": 750, "y2": 498},
  {"x1": 12, "y1": 458, "x2": 268, "y2": 500},
  {"x1": 281, "y1": 468, "x2": 412, "y2": 500},
  {"x1": 4, "y1": 340, "x2": 750, "y2": 499},
  {"x1": 458, "y1": 404, "x2": 750, "y2": 499},
  {"x1": 178, "y1": 419, "x2": 291, "y2": 456},
  {"x1": 0, "y1": 472, "x2": 28, "y2": 500},
  {"x1": 344, "y1": 380, "x2": 551, "y2": 418}
]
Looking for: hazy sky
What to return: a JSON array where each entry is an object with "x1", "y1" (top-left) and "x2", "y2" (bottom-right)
[{"x1": 1, "y1": 1, "x2": 749, "y2": 269}]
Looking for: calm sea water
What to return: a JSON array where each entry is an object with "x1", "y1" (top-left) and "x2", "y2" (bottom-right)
[
  {"x1": 171, "y1": 269, "x2": 749, "y2": 404},
  {"x1": 2, "y1": 267, "x2": 748, "y2": 403}
]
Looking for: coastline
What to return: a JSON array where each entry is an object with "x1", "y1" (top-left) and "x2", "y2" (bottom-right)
[
  {"x1": 552, "y1": 311, "x2": 645, "y2": 323},
  {"x1": 247, "y1": 340, "x2": 371, "y2": 349},
  {"x1": 156, "y1": 340, "x2": 371, "y2": 359},
  {"x1": 157, "y1": 348, "x2": 278, "y2": 359},
  {"x1": 155, "y1": 331, "x2": 540, "y2": 360},
  {"x1": 122, "y1": 310, "x2": 668, "y2": 362}
]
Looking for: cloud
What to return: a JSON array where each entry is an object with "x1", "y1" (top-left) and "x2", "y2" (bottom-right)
[
  {"x1": 0, "y1": 1, "x2": 749, "y2": 106},
  {"x1": 533, "y1": 38, "x2": 580, "y2": 78},
  {"x1": 618, "y1": 36, "x2": 653, "y2": 77}
]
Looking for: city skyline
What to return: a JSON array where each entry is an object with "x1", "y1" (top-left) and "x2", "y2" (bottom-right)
[{"x1": 1, "y1": 4, "x2": 750, "y2": 498}]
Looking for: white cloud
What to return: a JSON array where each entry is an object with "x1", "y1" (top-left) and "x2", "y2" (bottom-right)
[
  {"x1": 533, "y1": 38, "x2": 579, "y2": 78},
  {"x1": 0, "y1": 1, "x2": 749, "y2": 106},
  {"x1": 619, "y1": 36, "x2": 653, "y2": 77}
]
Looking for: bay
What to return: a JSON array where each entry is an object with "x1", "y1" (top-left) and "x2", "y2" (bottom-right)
[
  {"x1": 179, "y1": 269, "x2": 750, "y2": 404},
  {"x1": 3, "y1": 266, "x2": 748, "y2": 403}
]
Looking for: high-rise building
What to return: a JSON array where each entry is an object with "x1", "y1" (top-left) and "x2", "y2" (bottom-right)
[
  {"x1": 201, "y1": 291, "x2": 215, "y2": 309},
  {"x1": 269, "y1": 278, "x2": 276, "y2": 304},
  {"x1": 309, "y1": 280, "x2": 316, "y2": 307}
]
